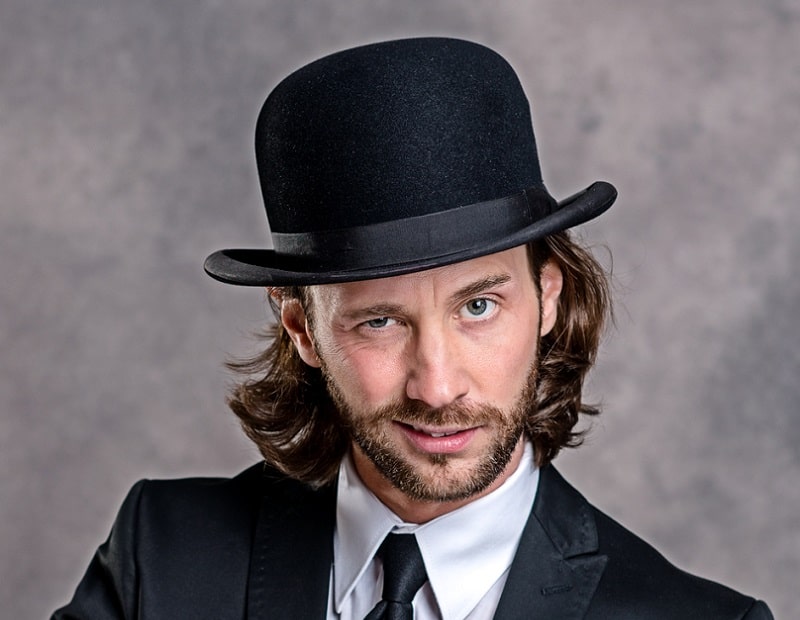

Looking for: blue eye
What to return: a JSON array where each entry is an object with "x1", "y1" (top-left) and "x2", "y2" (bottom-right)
[
  {"x1": 461, "y1": 298, "x2": 496, "y2": 317},
  {"x1": 366, "y1": 317, "x2": 391, "y2": 328}
]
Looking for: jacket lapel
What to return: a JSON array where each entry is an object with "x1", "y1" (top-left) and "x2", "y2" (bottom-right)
[
  {"x1": 494, "y1": 466, "x2": 608, "y2": 620},
  {"x1": 241, "y1": 464, "x2": 605, "y2": 619},
  {"x1": 245, "y1": 468, "x2": 337, "y2": 619}
]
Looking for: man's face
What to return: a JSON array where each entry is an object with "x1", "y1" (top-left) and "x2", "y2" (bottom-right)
[{"x1": 281, "y1": 246, "x2": 562, "y2": 516}]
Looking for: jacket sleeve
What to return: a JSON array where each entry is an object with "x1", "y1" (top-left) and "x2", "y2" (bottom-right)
[{"x1": 51, "y1": 480, "x2": 146, "y2": 620}]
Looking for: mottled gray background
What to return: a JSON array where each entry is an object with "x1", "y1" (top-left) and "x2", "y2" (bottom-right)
[{"x1": 2, "y1": 1, "x2": 798, "y2": 618}]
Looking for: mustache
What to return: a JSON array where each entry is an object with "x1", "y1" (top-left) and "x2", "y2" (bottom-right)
[{"x1": 370, "y1": 399, "x2": 504, "y2": 427}]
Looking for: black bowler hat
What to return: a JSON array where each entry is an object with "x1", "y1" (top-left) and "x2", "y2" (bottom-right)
[{"x1": 204, "y1": 37, "x2": 616, "y2": 286}]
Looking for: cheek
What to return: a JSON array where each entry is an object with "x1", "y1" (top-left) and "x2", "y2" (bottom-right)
[
  {"x1": 480, "y1": 316, "x2": 540, "y2": 388},
  {"x1": 326, "y1": 345, "x2": 407, "y2": 408}
]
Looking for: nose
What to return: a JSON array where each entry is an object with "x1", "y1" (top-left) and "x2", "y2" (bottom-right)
[{"x1": 405, "y1": 324, "x2": 469, "y2": 409}]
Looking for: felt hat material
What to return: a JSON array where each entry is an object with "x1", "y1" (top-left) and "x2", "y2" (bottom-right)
[{"x1": 204, "y1": 37, "x2": 616, "y2": 286}]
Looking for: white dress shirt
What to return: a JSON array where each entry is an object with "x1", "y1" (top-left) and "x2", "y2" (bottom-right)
[{"x1": 327, "y1": 443, "x2": 539, "y2": 620}]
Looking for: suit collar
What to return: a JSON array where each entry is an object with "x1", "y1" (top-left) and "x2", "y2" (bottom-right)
[
  {"x1": 243, "y1": 464, "x2": 607, "y2": 619},
  {"x1": 246, "y1": 466, "x2": 337, "y2": 619},
  {"x1": 335, "y1": 444, "x2": 539, "y2": 620},
  {"x1": 494, "y1": 465, "x2": 608, "y2": 619}
]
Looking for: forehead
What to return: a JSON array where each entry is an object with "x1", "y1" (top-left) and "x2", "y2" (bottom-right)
[{"x1": 308, "y1": 246, "x2": 534, "y2": 308}]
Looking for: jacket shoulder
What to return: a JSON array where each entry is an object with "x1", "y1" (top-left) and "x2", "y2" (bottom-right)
[
  {"x1": 543, "y1": 468, "x2": 773, "y2": 619},
  {"x1": 53, "y1": 463, "x2": 312, "y2": 619},
  {"x1": 134, "y1": 462, "x2": 266, "y2": 535}
]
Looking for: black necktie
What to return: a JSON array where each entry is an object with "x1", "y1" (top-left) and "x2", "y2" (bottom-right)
[{"x1": 364, "y1": 533, "x2": 428, "y2": 620}]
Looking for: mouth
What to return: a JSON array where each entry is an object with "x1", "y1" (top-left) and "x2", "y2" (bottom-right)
[
  {"x1": 396, "y1": 422, "x2": 480, "y2": 454},
  {"x1": 409, "y1": 424, "x2": 465, "y2": 438}
]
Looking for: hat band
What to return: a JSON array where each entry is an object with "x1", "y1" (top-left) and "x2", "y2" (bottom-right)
[{"x1": 270, "y1": 187, "x2": 556, "y2": 271}]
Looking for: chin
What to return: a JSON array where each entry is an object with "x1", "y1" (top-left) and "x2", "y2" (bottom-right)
[{"x1": 368, "y1": 442, "x2": 519, "y2": 503}]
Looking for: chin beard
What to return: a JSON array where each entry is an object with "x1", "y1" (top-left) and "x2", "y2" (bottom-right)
[
  {"x1": 352, "y1": 415, "x2": 524, "y2": 502},
  {"x1": 324, "y1": 366, "x2": 537, "y2": 503}
]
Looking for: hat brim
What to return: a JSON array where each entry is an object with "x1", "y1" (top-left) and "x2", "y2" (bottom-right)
[{"x1": 204, "y1": 181, "x2": 616, "y2": 286}]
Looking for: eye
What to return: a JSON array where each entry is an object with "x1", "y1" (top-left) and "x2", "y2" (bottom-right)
[
  {"x1": 460, "y1": 298, "x2": 497, "y2": 318},
  {"x1": 364, "y1": 317, "x2": 395, "y2": 329}
]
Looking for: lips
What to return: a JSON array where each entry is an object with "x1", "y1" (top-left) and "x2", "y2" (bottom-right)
[
  {"x1": 410, "y1": 424, "x2": 463, "y2": 438},
  {"x1": 397, "y1": 422, "x2": 480, "y2": 454}
]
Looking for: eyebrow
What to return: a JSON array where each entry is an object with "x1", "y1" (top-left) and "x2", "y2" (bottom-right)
[{"x1": 449, "y1": 273, "x2": 511, "y2": 305}]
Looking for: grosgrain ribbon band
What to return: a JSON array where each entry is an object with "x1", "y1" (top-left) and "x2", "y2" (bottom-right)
[{"x1": 270, "y1": 187, "x2": 556, "y2": 270}]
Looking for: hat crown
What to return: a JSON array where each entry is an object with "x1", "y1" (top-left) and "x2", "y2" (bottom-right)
[
  {"x1": 204, "y1": 37, "x2": 616, "y2": 286},
  {"x1": 255, "y1": 37, "x2": 543, "y2": 235}
]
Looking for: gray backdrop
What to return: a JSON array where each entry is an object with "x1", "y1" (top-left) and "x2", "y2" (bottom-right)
[{"x1": 2, "y1": 1, "x2": 797, "y2": 618}]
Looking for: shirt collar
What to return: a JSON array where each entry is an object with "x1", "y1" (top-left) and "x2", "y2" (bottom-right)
[{"x1": 334, "y1": 443, "x2": 539, "y2": 619}]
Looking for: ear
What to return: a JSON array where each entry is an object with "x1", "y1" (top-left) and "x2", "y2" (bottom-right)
[
  {"x1": 539, "y1": 260, "x2": 563, "y2": 337},
  {"x1": 277, "y1": 293, "x2": 322, "y2": 368}
]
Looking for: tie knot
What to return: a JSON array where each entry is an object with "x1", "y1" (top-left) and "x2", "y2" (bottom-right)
[{"x1": 378, "y1": 533, "x2": 428, "y2": 604}]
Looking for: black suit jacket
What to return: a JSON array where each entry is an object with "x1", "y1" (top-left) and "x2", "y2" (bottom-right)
[{"x1": 53, "y1": 464, "x2": 772, "y2": 619}]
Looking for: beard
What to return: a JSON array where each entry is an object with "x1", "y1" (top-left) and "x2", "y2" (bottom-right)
[{"x1": 323, "y1": 362, "x2": 538, "y2": 503}]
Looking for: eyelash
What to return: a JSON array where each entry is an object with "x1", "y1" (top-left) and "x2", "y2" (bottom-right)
[{"x1": 364, "y1": 317, "x2": 397, "y2": 329}]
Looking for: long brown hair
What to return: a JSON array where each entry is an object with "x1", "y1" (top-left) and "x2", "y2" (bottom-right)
[{"x1": 226, "y1": 231, "x2": 611, "y2": 486}]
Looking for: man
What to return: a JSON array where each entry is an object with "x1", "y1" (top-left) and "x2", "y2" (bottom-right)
[{"x1": 54, "y1": 38, "x2": 772, "y2": 619}]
